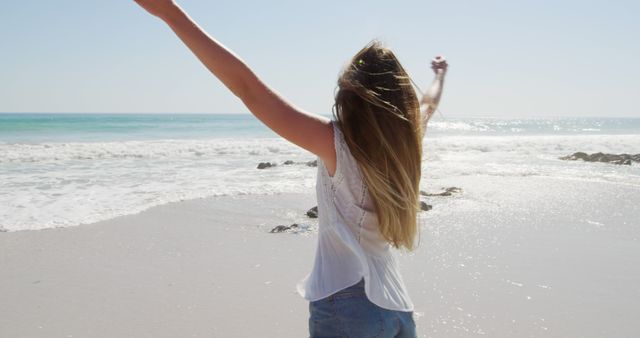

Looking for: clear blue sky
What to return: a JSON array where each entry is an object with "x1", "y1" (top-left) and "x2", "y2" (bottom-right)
[{"x1": 1, "y1": 0, "x2": 638, "y2": 117}]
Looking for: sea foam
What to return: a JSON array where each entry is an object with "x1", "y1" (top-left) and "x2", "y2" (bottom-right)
[{"x1": 1, "y1": 115, "x2": 639, "y2": 232}]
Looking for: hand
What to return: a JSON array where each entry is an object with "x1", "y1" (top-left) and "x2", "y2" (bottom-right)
[
  {"x1": 431, "y1": 55, "x2": 448, "y2": 76},
  {"x1": 134, "y1": 0, "x2": 180, "y2": 19}
]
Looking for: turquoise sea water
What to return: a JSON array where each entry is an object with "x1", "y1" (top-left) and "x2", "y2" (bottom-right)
[
  {"x1": 0, "y1": 113, "x2": 279, "y2": 142},
  {"x1": 1, "y1": 113, "x2": 639, "y2": 143},
  {"x1": 1, "y1": 113, "x2": 639, "y2": 232}
]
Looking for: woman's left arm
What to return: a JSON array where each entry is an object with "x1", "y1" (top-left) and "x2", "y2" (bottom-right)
[
  {"x1": 133, "y1": 1, "x2": 335, "y2": 160},
  {"x1": 419, "y1": 57, "x2": 448, "y2": 135}
]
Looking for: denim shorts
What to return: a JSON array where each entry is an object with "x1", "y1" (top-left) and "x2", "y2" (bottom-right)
[{"x1": 308, "y1": 279, "x2": 417, "y2": 338}]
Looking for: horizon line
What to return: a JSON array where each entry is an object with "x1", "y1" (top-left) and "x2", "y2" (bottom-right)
[{"x1": 1, "y1": 112, "x2": 639, "y2": 119}]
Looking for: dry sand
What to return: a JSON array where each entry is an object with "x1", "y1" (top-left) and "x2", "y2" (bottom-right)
[{"x1": 1, "y1": 193, "x2": 318, "y2": 337}]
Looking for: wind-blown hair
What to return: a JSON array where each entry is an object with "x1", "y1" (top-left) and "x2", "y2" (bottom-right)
[{"x1": 332, "y1": 40, "x2": 423, "y2": 250}]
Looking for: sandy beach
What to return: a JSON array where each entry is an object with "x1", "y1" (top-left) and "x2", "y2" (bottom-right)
[
  {"x1": 2, "y1": 174, "x2": 639, "y2": 337},
  {"x1": 3, "y1": 0, "x2": 639, "y2": 336}
]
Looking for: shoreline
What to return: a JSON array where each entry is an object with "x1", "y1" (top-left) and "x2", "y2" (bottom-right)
[{"x1": 3, "y1": 126, "x2": 639, "y2": 233}]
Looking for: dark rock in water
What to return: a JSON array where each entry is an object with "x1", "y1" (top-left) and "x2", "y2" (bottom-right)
[
  {"x1": 0, "y1": 227, "x2": 6, "y2": 232},
  {"x1": 269, "y1": 223, "x2": 299, "y2": 233},
  {"x1": 560, "y1": 152, "x2": 639, "y2": 165},
  {"x1": 277, "y1": 159, "x2": 317, "y2": 167},
  {"x1": 270, "y1": 225, "x2": 289, "y2": 233},
  {"x1": 420, "y1": 201, "x2": 432, "y2": 212},
  {"x1": 561, "y1": 152, "x2": 589, "y2": 161},
  {"x1": 420, "y1": 187, "x2": 462, "y2": 197},
  {"x1": 257, "y1": 162, "x2": 277, "y2": 169},
  {"x1": 306, "y1": 206, "x2": 318, "y2": 218}
]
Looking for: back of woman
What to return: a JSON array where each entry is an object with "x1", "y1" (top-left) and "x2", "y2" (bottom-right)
[
  {"x1": 299, "y1": 118, "x2": 416, "y2": 337},
  {"x1": 299, "y1": 41, "x2": 447, "y2": 338}
]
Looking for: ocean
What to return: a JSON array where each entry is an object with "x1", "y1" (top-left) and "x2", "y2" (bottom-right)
[{"x1": 1, "y1": 113, "x2": 639, "y2": 232}]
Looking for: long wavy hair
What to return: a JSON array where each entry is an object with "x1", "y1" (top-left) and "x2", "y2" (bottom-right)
[{"x1": 332, "y1": 40, "x2": 423, "y2": 250}]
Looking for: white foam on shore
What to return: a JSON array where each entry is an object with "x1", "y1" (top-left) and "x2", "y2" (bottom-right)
[
  {"x1": 1, "y1": 134, "x2": 638, "y2": 231},
  {"x1": 0, "y1": 138, "x2": 316, "y2": 231}
]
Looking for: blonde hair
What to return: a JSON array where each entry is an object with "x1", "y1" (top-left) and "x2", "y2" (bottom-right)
[{"x1": 332, "y1": 40, "x2": 423, "y2": 250}]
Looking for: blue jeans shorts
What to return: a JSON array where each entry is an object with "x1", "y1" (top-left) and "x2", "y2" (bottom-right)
[{"x1": 308, "y1": 278, "x2": 417, "y2": 338}]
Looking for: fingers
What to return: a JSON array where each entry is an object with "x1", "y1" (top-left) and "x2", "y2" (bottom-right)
[{"x1": 431, "y1": 62, "x2": 448, "y2": 71}]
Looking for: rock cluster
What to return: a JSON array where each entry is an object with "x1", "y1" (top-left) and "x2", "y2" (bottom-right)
[
  {"x1": 418, "y1": 187, "x2": 462, "y2": 211},
  {"x1": 269, "y1": 223, "x2": 300, "y2": 233},
  {"x1": 420, "y1": 201, "x2": 433, "y2": 211},
  {"x1": 257, "y1": 159, "x2": 317, "y2": 169},
  {"x1": 257, "y1": 162, "x2": 276, "y2": 169},
  {"x1": 269, "y1": 187, "x2": 462, "y2": 233},
  {"x1": 306, "y1": 206, "x2": 318, "y2": 218},
  {"x1": 420, "y1": 187, "x2": 462, "y2": 197},
  {"x1": 269, "y1": 206, "x2": 318, "y2": 233},
  {"x1": 560, "y1": 152, "x2": 640, "y2": 165}
]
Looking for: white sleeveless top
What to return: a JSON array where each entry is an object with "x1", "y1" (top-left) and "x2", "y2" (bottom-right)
[{"x1": 296, "y1": 120, "x2": 414, "y2": 311}]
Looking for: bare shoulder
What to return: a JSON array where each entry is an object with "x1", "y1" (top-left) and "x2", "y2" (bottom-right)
[{"x1": 292, "y1": 115, "x2": 335, "y2": 170}]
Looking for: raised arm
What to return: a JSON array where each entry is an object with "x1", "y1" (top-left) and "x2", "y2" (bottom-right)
[
  {"x1": 133, "y1": 1, "x2": 335, "y2": 161},
  {"x1": 419, "y1": 56, "x2": 448, "y2": 136}
]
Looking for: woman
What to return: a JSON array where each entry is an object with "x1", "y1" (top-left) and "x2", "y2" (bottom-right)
[{"x1": 134, "y1": 1, "x2": 447, "y2": 336}]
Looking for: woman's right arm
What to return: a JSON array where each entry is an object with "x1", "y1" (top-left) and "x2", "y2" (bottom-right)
[
  {"x1": 133, "y1": 0, "x2": 335, "y2": 164},
  {"x1": 419, "y1": 57, "x2": 448, "y2": 135}
]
